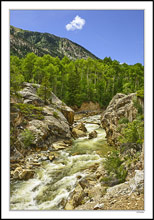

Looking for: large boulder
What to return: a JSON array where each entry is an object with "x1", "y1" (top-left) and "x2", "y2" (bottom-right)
[
  {"x1": 26, "y1": 107, "x2": 71, "y2": 148},
  {"x1": 65, "y1": 184, "x2": 87, "y2": 210},
  {"x1": 101, "y1": 93, "x2": 138, "y2": 146},
  {"x1": 50, "y1": 92, "x2": 74, "y2": 125},
  {"x1": 72, "y1": 128, "x2": 87, "y2": 138},
  {"x1": 18, "y1": 83, "x2": 74, "y2": 125},
  {"x1": 11, "y1": 83, "x2": 74, "y2": 152},
  {"x1": 18, "y1": 82, "x2": 44, "y2": 106}
]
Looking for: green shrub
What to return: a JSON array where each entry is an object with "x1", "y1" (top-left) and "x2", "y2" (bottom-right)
[
  {"x1": 133, "y1": 97, "x2": 143, "y2": 115},
  {"x1": 20, "y1": 129, "x2": 35, "y2": 148},
  {"x1": 14, "y1": 103, "x2": 44, "y2": 120},
  {"x1": 118, "y1": 119, "x2": 144, "y2": 144},
  {"x1": 53, "y1": 111, "x2": 59, "y2": 119},
  {"x1": 101, "y1": 150, "x2": 127, "y2": 186},
  {"x1": 118, "y1": 117, "x2": 129, "y2": 124},
  {"x1": 136, "y1": 89, "x2": 144, "y2": 98}
]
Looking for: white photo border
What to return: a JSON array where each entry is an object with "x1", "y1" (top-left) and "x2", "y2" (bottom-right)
[{"x1": 2, "y1": 1, "x2": 153, "y2": 219}]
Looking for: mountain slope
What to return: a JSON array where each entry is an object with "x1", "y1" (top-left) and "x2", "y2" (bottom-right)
[{"x1": 10, "y1": 25, "x2": 99, "y2": 60}]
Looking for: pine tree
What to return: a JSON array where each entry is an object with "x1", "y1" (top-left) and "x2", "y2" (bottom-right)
[{"x1": 37, "y1": 74, "x2": 52, "y2": 104}]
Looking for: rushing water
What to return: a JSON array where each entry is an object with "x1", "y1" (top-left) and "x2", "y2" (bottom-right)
[{"x1": 10, "y1": 114, "x2": 113, "y2": 210}]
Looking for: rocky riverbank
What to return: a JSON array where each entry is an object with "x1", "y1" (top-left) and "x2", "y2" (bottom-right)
[
  {"x1": 10, "y1": 82, "x2": 75, "y2": 180},
  {"x1": 10, "y1": 89, "x2": 144, "y2": 211},
  {"x1": 64, "y1": 93, "x2": 144, "y2": 210}
]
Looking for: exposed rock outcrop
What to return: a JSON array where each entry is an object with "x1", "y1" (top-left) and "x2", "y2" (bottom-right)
[
  {"x1": 18, "y1": 82, "x2": 74, "y2": 125},
  {"x1": 10, "y1": 82, "x2": 74, "y2": 156},
  {"x1": 101, "y1": 93, "x2": 138, "y2": 146},
  {"x1": 50, "y1": 91, "x2": 74, "y2": 125}
]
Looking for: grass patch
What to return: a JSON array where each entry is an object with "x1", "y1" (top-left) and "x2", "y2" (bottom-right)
[
  {"x1": 14, "y1": 103, "x2": 44, "y2": 120},
  {"x1": 53, "y1": 111, "x2": 59, "y2": 119}
]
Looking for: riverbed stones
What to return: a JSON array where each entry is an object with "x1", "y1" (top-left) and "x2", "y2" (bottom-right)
[
  {"x1": 74, "y1": 122, "x2": 87, "y2": 132},
  {"x1": 19, "y1": 169, "x2": 35, "y2": 180},
  {"x1": 48, "y1": 154, "x2": 55, "y2": 161},
  {"x1": 93, "y1": 203, "x2": 104, "y2": 210},
  {"x1": 65, "y1": 202, "x2": 74, "y2": 210},
  {"x1": 52, "y1": 140, "x2": 71, "y2": 150},
  {"x1": 12, "y1": 166, "x2": 35, "y2": 180},
  {"x1": 65, "y1": 183, "x2": 87, "y2": 209},
  {"x1": 72, "y1": 128, "x2": 87, "y2": 138},
  {"x1": 88, "y1": 130, "x2": 97, "y2": 139}
]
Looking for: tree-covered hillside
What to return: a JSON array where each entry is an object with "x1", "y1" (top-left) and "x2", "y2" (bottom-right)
[
  {"x1": 10, "y1": 53, "x2": 144, "y2": 108},
  {"x1": 10, "y1": 25, "x2": 98, "y2": 60}
]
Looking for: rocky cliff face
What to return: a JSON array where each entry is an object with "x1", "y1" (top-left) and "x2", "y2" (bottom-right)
[
  {"x1": 10, "y1": 83, "x2": 74, "y2": 156},
  {"x1": 101, "y1": 93, "x2": 138, "y2": 146}
]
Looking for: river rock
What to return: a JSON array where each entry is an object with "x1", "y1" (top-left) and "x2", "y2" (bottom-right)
[
  {"x1": 30, "y1": 162, "x2": 41, "y2": 166},
  {"x1": 94, "y1": 203, "x2": 104, "y2": 210},
  {"x1": 19, "y1": 169, "x2": 35, "y2": 180},
  {"x1": 88, "y1": 130, "x2": 97, "y2": 139},
  {"x1": 65, "y1": 183, "x2": 87, "y2": 209},
  {"x1": 48, "y1": 155, "x2": 55, "y2": 161},
  {"x1": 65, "y1": 202, "x2": 74, "y2": 210},
  {"x1": 101, "y1": 93, "x2": 138, "y2": 146},
  {"x1": 52, "y1": 140, "x2": 70, "y2": 150},
  {"x1": 12, "y1": 167, "x2": 35, "y2": 180},
  {"x1": 74, "y1": 122, "x2": 87, "y2": 132},
  {"x1": 72, "y1": 128, "x2": 87, "y2": 138}
]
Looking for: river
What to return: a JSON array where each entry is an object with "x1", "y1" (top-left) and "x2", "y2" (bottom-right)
[{"x1": 10, "y1": 114, "x2": 113, "y2": 210}]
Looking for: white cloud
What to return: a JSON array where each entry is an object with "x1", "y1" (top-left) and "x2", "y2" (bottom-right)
[{"x1": 66, "y1": 15, "x2": 85, "y2": 31}]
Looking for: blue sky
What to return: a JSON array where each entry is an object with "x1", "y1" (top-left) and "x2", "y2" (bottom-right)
[{"x1": 10, "y1": 10, "x2": 144, "y2": 65}]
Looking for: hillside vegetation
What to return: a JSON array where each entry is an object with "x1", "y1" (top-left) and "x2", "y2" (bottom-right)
[
  {"x1": 11, "y1": 53, "x2": 144, "y2": 109},
  {"x1": 10, "y1": 25, "x2": 98, "y2": 60}
]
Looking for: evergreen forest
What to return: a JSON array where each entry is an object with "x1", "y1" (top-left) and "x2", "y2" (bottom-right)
[{"x1": 10, "y1": 53, "x2": 144, "y2": 108}]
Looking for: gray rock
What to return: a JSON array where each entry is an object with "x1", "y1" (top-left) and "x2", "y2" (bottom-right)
[
  {"x1": 101, "y1": 93, "x2": 138, "y2": 146},
  {"x1": 13, "y1": 83, "x2": 73, "y2": 149},
  {"x1": 103, "y1": 170, "x2": 144, "y2": 199},
  {"x1": 94, "y1": 203, "x2": 104, "y2": 210}
]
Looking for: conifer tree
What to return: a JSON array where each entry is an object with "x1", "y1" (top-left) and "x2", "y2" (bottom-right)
[{"x1": 37, "y1": 73, "x2": 51, "y2": 104}]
